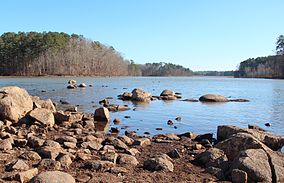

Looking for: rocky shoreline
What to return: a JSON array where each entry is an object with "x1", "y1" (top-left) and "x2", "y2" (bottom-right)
[{"x1": 0, "y1": 86, "x2": 283, "y2": 183}]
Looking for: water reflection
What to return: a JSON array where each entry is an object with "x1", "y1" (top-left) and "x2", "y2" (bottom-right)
[
  {"x1": 94, "y1": 121, "x2": 110, "y2": 133},
  {"x1": 131, "y1": 100, "x2": 150, "y2": 108}
]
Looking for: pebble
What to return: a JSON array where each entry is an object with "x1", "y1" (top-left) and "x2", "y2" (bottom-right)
[
  {"x1": 265, "y1": 122, "x2": 272, "y2": 127},
  {"x1": 167, "y1": 120, "x2": 174, "y2": 125}
]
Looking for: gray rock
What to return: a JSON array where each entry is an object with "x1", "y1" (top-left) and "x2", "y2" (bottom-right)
[
  {"x1": 6, "y1": 159, "x2": 29, "y2": 171},
  {"x1": 133, "y1": 138, "x2": 151, "y2": 146},
  {"x1": 125, "y1": 148, "x2": 141, "y2": 156},
  {"x1": 37, "y1": 159, "x2": 61, "y2": 171},
  {"x1": 109, "y1": 138, "x2": 129, "y2": 150},
  {"x1": 101, "y1": 152, "x2": 118, "y2": 163},
  {"x1": 28, "y1": 136, "x2": 45, "y2": 148},
  {"x1": 160, "y1": 89, "x2": 175, "y2": 97},
  {"x1": 57, "y1": 154, "x2": 72, "y2": 168},
  {"x1": 194, "y1": 148, "x2": 228, "y2": 170},
  {"x1": 215, "y1": 133, "x2": 267, "y2": 161},
  {"x1": 143, "y1": 154, "x2": 173, "y2": 172},
  {"x1": 131, "y1": 88, "x2": 152, "y2": 102},
  {"x1": 118, "y1": 135, "x2": 134, "y2": 145},
  {"x1": 117, "y1": 154, "x2": 139, "y2": 167},
  {"x1": 81, "y1": 140, "x2": 102, "y2": 150},
  {"x1": 31, "y1": 171, "x2": 75, "y2": 183},
  {"x1": 94, "y1": 107, "x2": 110, "y2": 121},
  {"x1": 167, "y1": 149, "x2": 181, "y2": 159},
  {"x1": 199, "y1": 94, "x2": 228, "y2": 102},
  {"x1": 0, "y1": 86, "x2": 33, "y2": 122},
  {"x1": 230, "y1": 149, "x2": 272, "y2": 182},
  {"x1": 55, "y1": 136, "x2": 77, "y2": 144},
  {"x1": 19, "y1": 151, "x2": 41, "y2": 162},
  {"x1": 0, "y1": 139, "x2": 13, "y2": 150},
  {"x1": 32, "y1": 97, "x2": 56, "y2": 112},
  {"x1": 37, "y1": 146, "x2": 61, "y2": 160},
  {"x1": 15, "y1": 168, "x2": 38, "y2": 183},
  {"x1": 269, "y1": 151, "x2": 284, "y2": 182},
  {"x1": 53, "y1": 111, "x2": 70, "y2": 123},
  {"x1": 217, "y1": 125, "x2": 284, "y2": 151},
  {"x1": 63, "y1": 142, "x2": 77, "y2": 149},
  {"x1": 28, "y1": 108, "x2": 55, "y2": 127},
  {"x1": 43, "y1": 140, "x2": 61, "y2": 149},
  {"x1": 84, "y1": 160, "x2": 115, "y2": 172}
]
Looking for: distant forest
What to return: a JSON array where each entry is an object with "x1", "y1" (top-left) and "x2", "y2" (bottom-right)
[
  {"x1": 0, "y1": 32, "x2": 193, "y2": 76},
  {"x1": 235, "y1": 35, "x2": 284, "y2": 79},
  {"x1": 194, "y1": 71, "x2": 234, "y2": 76}
]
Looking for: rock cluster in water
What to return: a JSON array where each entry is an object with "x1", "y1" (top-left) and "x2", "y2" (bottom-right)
[{"x1": 0, "y1": 85, "x2": 281, "y2": 182}]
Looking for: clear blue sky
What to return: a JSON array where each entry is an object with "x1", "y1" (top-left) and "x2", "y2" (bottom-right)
[{"x1": 1, "y1": 0, "x2": 283, "y2": 71}]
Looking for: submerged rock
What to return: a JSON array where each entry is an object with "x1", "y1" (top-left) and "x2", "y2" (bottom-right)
[
  {"x1": 199, "y1": 94, "x2": 228, "y2": 102},
  {"x1": 78, "y1": 83, "x2": 87, "y2": 88},
  {"x1": 119, "y1": 92, "x2": 132, "y2": 100},
  {"x1": 160, "y1": 89, "x2": 178, "y2": 100},
  {"x1": 67, "y1": 85, "x2": 76, "y2": 89}
]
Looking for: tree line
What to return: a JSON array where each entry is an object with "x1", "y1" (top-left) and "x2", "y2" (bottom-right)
[
  {"x1": 0, "y1": 31, "x2": 194, "y2": 77},
  {"x1": 0, "y1": 32, "x2": 128, "y2": 76},
  {"x1": 194, "y1": 71, "x2": 234, "y2": 76},
  {"x1": 0, "y1": 32, "x2": 195, "y2": 76},
  {"x1": 235, "y1": 35, "x2": 284, "y2": 79}
]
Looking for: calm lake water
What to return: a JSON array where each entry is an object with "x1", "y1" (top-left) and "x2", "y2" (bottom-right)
[{"x1": 1, "y1": 76, "x2": 284, "y2": 137}]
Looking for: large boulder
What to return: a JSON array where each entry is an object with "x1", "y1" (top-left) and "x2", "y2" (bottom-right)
[
  {"x1": 269, "y1": 151, "x2": 284, "y2": 182},
  {"x1": 215, "y1": 133, "x2": 267, "y2": 161},
  {"x1": 28, "y1": 108, "x2": 55, "y2": 127},
  {"x1": 0, "y1": 86, "x2": 33, "y2": 122},
  {"x1": 217, "y1": 125, "x2": 284, "y2": 151},
  {"x1": 131, "y1": 88, "x2": 151, "y2": 102},
  {"x1": 31, "y1": 171, "x2": 75, "y2": 183},
  {"x1": 230, "y1": 149, "x2": 272, "y2": 182},
  {"x1": 199, "y1": 94, "x2": 228, "y2": 102},
  {"x1": 94, "y1": 107, "x2": 110, "y2": 121}
]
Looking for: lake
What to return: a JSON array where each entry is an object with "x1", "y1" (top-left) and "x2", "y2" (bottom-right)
[{"x1": 1, "y1": 76, "x2": 284, "y2": 137}]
